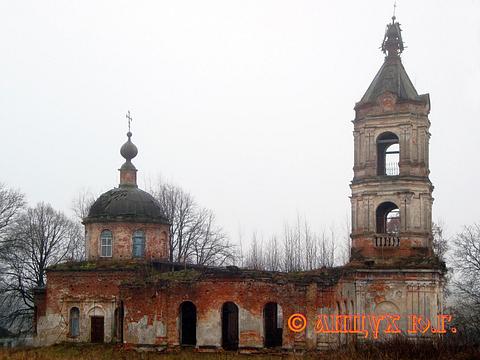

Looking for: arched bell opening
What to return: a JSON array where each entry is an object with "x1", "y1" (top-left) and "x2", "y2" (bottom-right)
[
  {"x1": 377, "y1": 132, "x2": 399, "y2": 176},
  {"x1": 376, "y1": 202, "x2": 400, "y2": 234}
]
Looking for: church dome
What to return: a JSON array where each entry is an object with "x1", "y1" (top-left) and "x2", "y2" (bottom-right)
[{"x1": 84, "y1": 186, "x2": 169, "y2": 224}]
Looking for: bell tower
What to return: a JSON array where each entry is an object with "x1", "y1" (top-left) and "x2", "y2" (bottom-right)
[{"x1": 350, "y1": 16, "x2": 434, "y2": 261}]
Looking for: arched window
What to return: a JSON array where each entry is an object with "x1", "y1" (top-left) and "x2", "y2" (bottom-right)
[
  {"x1": 132, "y1": 230, "x2": 145, "y2": 258},
  {"x1": 376, "y1": 202, "x2": 400, "y2": 234},
  {"x1": 377, "y1": 132, "x2": 399, "y2": 176},
  {"x1": 100, "y1": 230, "x2": 113, "y2": 257},
  {"x1": 69, "y1": 307, "x2": 80, "y2": 337}
]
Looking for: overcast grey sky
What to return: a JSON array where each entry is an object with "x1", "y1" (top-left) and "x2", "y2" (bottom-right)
[{"x1": 1, "y1": 0, "x2": 479, "y2": 243}]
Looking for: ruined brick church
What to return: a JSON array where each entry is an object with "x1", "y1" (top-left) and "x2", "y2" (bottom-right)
[{"x1": 33, "y1": 17, "x2": 445, "y2": 350}]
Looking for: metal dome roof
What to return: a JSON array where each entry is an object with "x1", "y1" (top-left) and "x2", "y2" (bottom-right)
[{"x1": 84, "y1": 186, "x2": 170, "y2": 224}]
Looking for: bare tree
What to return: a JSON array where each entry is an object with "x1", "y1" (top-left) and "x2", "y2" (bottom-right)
[
  {"x1": 450, "y1": 223, "x2": 480, "y2": 340},
  {"x1": 245, "y1": 232, "x2": 265, "y2": 270},
  {"x1": 71, "y1": 189, "x2": 96, "y2": 221},
  {"x1": 0, "y1": 184, "x2": 26, "y2": 332},
  {"x1": 150, "y1": 180, "x2": 235, "y2": 266},
  {"x1": 0, "y1": 183, "x2": 25, "y2": 243},
  {"x1": 235, "y1": 227, "x2": 246, "y2": 268},
  {"x1": 243, "y1": 216, "x2": 338, "y2": 272},
  {"x1": 283, "y1": 218, "x2": 303, "y2": 272},
  {"x1": 0, "y1": 202, "x2": 84, "y2": 331},
  {"x1": 318, "y1": 229, "x2": 336, "y2": 268},
  {"x1": 303, "y1": 220, "x2": 317, "y2": 270},
  {"x1": 282, "y1": 222, "x2": 295, "y2": 272},
  {"x1": 340, "y1": 213, "x2": 352, "y2": 265},
  {"x1": 69, "y1": 189, "x2": 96, "y2": 262},
  {"x1": 264, "y1": 235, "x2": 281, "y2": 271},
  {"x1": 152, "y1": 182, "x2": 196, "y2": 262},
  {"x1": 432, "y1": 221, "x2": 449, "y2": 261},
  {"x1": 190, "y1": 211, "x2": 234, "y2": 266}
]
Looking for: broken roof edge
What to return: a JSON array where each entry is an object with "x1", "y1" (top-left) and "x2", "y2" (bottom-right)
[
  {"x1": 124, "y1": 263, "x2": 351, "y2": 287},
  {"x1": 48, "y1": 259, "x2": 353, "y2": 287},
  {"x1": 345, "y1": 255, "x2": 446, "y2": 272}
]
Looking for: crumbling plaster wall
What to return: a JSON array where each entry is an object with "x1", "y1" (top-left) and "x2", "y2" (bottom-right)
[
  {"x1": 120, "y1": 278, "x2": 344, "y2": 350},
  {"x1": 35, "y1": 269, "x2": 136, "y2": 346},
  {"x1": 35, "y1": 267, "x2": 442, "y2": 350},
  {"x1": 352, "y1": 269, "x2": 444, "y2": 339}
]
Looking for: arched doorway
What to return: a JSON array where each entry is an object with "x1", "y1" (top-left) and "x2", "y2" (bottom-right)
[
  {"x1": 90, "y1": 316, "x2": 104, "y2": 343},
  {"x1": 88, "y1": 306, "x2": 105, "y2": 343},
  {"x1": 222, "y1": 302, "x2": 239, "y2": 350},
  {"x1": 180, "y1": 301, "x2": 197, "y2": 346},
  {"x1": 263, "y1": 302, "x2": 283, "y2": 348}
]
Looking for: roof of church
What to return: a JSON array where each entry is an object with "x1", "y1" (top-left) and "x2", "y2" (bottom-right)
[
  {"x1": 359, "y1": 57, "x2": 422, "y2": 104},
  {"x1": 49, "y1": 259, "x2": 349, "y2": 287},
  {"x1": 357, "y1": 16, "x2": 428, "y2": 106},
  {"x1": 84, "y1": 186, "x2": 169, "y2": 224}
]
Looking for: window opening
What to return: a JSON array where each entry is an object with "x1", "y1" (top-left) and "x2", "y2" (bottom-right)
[
  {"x1": 100, "y1": 230, "x2": 113, "y2": 257},
  {"x1": 69, "y1": 307, "x2": 80, "y2": 337},
  {"x1": 132, "y1": 230, "x2": 145, "y2": 258}
]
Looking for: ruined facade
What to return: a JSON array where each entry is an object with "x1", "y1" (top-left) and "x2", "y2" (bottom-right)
[{"x1": 33, "y1": 17, "x2": 445, "y2": 350}]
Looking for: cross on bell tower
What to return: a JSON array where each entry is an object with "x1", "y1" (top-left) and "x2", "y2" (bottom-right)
[{"x1": 349, "y1": 16, "x2": 434, "y2": 262}]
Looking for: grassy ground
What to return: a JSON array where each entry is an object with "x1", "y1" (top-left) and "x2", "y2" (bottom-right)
[{"x1": 0, "y1": 341, "x2": 479, "y2": 360}]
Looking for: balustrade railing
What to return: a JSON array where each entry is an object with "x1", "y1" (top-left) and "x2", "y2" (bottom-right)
[
  {"x1": 374, "y1": 234, "x2": 400, "y2": 247},
  {"x1": 385, "y1": 162, "x2": 399, "y2": 176}
]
